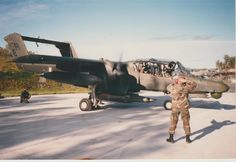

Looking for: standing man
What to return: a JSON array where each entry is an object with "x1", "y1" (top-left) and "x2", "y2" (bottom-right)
[{"x1": 166, "y1": 75, "x2": 197, "y2": 143}]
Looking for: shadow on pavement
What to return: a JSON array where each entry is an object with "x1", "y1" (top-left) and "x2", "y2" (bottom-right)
[
  {"x1": 0, "y1": 100, "x2": 169, "y2": 159},
  {"x1": 175, "y1": 119, "x2": 236, "y2": 142},
  {"x1": 190, "y1": 100, "x2": 235, "y2": 110}
]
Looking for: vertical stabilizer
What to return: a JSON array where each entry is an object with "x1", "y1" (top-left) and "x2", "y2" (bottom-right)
[
  {"x1": 68, "y1": 42, "x2": 78, "y2": 58},
  {"x1": 4, "y1": 33, "x2": 28, "y2": 58}
]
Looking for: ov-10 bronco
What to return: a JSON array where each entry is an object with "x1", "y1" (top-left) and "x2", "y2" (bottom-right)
[{"x1": 4, "y1": 33, "x2": 229, "y2": 111}]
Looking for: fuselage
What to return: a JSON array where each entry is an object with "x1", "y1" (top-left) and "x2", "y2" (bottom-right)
[
  {"x1": 126, "y1": 59, "x2": 229, "y2": 95},
  {"x1": 16, "y1": 57, "x2": 229, "y2": 98}
]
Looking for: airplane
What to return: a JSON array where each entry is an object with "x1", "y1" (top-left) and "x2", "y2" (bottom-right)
[{"x1": 4, "y1": 33, "x2": 229, "y2": 111}]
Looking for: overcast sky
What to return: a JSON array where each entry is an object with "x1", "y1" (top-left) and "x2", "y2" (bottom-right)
[{"x1": 0, "y1": 0, "x2": 235, "y2": 68}]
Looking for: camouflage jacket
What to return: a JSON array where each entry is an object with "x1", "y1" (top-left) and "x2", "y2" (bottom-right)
[{"x1": 167, "y1": 79, "x2": 197, "y2": 109}]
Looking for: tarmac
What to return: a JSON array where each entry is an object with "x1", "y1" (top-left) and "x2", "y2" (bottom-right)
[{"x1": 0, "y1": 91, "x2": 235, "y2": 159}]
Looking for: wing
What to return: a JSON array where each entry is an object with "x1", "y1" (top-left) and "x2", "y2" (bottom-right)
[
  {"x1": 13, "y1": 54, "x2": 106, "y2": 73},
  {"x1": 13, "y1": 54, "x2": 107, "y2": 87}
]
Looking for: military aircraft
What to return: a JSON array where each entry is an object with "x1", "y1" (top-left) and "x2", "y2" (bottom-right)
[{"x1": 4, "y1": 33, "x2": 229, "y2": 111}]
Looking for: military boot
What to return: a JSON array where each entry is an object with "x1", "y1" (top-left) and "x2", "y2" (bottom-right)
[
  {"x1": 166, "y1": 134, "x2": 174, "y2": 143},
  {"x1": 186, "y1": 135, "x2": 192, "y2": 143}
]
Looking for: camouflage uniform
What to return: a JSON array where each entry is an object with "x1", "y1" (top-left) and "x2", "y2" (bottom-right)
[{"x1": 167, "y1": 76, "x2": 197, "y2": 135}]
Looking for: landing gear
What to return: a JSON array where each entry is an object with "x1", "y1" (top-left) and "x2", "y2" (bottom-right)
[
  {"x1": 79, "y1": 85, "x2": 101, "y2": 111},
  {"x1": 164, "y1": 100, "x2": 172, "y2": 110},
  {"x1": 79, "y1": 98, "x2": 92, "y2": 111}
]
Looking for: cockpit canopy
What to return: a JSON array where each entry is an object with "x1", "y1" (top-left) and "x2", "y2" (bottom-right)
[{"x1": 132, "y1": 58, "x2": 190, "y2": 77}]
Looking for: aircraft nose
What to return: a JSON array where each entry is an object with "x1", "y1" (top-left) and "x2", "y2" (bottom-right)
[
  {"x1": 221, "y1": 82, "x2": 230, "y2": 92},
  {"x1": 193, "y1": 77, "x2": 230, "y2": 93}
]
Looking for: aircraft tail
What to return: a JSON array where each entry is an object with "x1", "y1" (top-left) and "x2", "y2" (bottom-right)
[
  {"x1": 4, "y1": 33, "x2": 29, "y2": 58},
  {"x1": 4, "y1": 32, "x2": 78, "y2": 58}
]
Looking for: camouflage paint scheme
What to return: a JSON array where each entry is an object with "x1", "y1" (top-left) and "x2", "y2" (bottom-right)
[{"x1": 4, "y1": 33, "x2": 229, "y2": 110}]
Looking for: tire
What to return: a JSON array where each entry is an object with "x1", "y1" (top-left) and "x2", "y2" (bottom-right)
[
  {"x1": 164, "y1": 100, "x2": 172, "y2": 110},
  {"x1": 79, "y1": 98, "x2": 92, "y2": 111}
]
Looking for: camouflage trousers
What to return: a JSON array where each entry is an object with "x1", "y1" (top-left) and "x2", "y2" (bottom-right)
[{"x1": 169, "y1": 107, "x2": 191, "y2": 135}]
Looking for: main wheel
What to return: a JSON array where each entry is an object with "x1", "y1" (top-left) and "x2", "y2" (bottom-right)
[
  {"x1": 164, "y1": 100, "x2": 172, "y2": 110},
  {"x1": 79, "y1": 98, "x2": 92, "y2": 111}
]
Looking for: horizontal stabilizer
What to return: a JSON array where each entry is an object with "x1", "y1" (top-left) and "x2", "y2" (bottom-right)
[
  {"x1": 4, "y1": 33, "x2": 78, "y2": 58},
  {"x1": 21, "y1": 35, "x2": 78, "y2": 58}
]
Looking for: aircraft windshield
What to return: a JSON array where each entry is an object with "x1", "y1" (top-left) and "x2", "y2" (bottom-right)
[
  {"x1": 175, "y1": 61, "x2": 190, "y2": 75},
  {"x1": 132, "y1": 59, "x2": 190, "y2": 77}
]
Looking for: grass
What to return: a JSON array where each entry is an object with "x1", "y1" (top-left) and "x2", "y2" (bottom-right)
[{"x1": 0, "y1": 87, "x2": 89, "y2": 98}]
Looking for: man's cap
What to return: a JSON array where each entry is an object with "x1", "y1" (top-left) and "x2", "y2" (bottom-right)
[{"x1": 173, "y1": 75, "x2": 188, "y2": 84}]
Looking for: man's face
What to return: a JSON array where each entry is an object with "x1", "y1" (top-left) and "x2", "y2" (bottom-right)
[{"x1": 174, "y1": 77, "x2": 187, "y2": 86}]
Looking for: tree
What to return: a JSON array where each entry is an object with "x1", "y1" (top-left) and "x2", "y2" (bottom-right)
[
  {"x1": 0, "y1": 48, "x2": 19, "y2": 72},
  {"x1": 216, "y1": 55, "x2": 235, "y2": 70}
]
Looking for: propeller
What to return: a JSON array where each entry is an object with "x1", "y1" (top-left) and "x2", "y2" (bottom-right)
[
  {"x1": 117, "y1": 50, "x2": 123, "y2": 71},
  {"x1": 112, "y1": 50, "x2": 131, "y2": 94},
  {"x1": 103, "y1": 49, "x2": 131, "y2": 94},
  {"x1": 112, "y1": 50, "x2": 125, "y2": 75}
]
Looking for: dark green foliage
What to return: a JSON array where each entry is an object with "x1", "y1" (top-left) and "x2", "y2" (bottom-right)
[
  {"x1": 216, "y1": 55, "x2": 235, "y2": 70},
  {"x1": 0, "y1": 47, "x2": 87, "y2": 96},
  {"x1": 0, "y1": 48, "x2": 19, "y2": 72}
]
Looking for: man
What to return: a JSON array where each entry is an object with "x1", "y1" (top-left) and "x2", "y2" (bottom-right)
[
  {"x1": 20, "y1": 88, "x2": 31, "y2": 103},
  {"x1": 166, "y1": 75, "x2": 197, "y2": 143}
]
